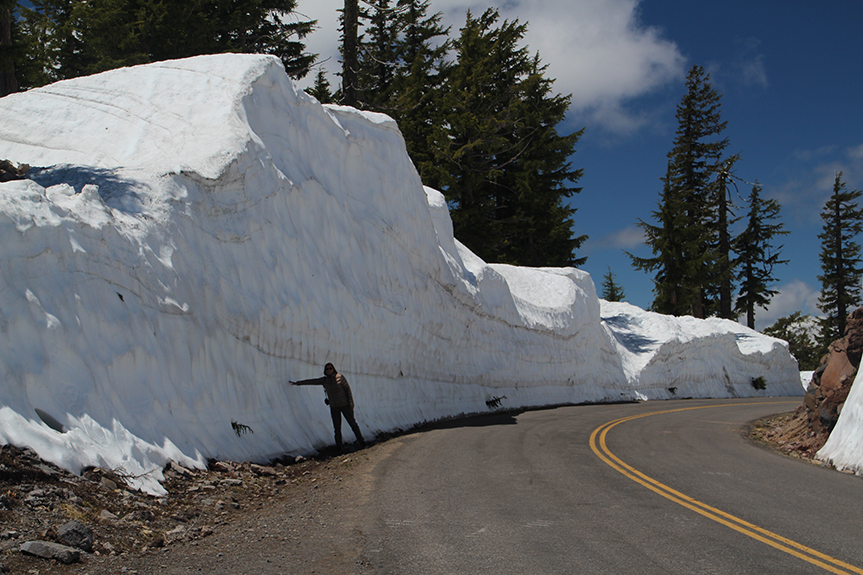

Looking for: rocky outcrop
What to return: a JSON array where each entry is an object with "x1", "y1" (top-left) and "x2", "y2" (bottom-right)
[
  {"x1": 763, "y1": 307, "x2": 863, "y2": 458},
  {"x1": 0, "y1": 159, "x2": 28, "y2": 182},
  {"x1": 804, "y1": 308, "x2": 863, "y2": 437}
]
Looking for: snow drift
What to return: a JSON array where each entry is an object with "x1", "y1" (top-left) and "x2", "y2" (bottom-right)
[{"x1": 0, "y1": 54, "x2": 801, "y2": 494}]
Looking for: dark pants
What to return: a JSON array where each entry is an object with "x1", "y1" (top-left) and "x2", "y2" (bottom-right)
[{"x1": 330, "y1": 405, "x2": 364, "y2": 447}]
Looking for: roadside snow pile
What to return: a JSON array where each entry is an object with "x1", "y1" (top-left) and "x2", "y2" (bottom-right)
[
  {"x1": 818, "y1": 367, "x2": 863, "y2": 474},
  {"x1": 600, "y1": 301, "x2": 799, "y2": 399},
  {"x1": 0, "y1": 54, "x2": 801, "y2": 494}
]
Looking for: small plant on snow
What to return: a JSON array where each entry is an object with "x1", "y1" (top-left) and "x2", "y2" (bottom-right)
[
  {"x1": 751, "y1": 376, "x2": 767, "y2": 390},
  {"x1": 486, "y1": 395, "x2": 506, "y2": 409},
  {"x1": 231, "y1": 420, "x2": 254, "y2": 437}
]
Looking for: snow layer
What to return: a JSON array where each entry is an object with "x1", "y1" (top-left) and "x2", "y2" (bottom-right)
[
  {"x1": 818, "y1": 368, "x2": 863, "y2": 474},
  {"x1": 0, "y1": 54, "x2": 801, "y2": 494}
]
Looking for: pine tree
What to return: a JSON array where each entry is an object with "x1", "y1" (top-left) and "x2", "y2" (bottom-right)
[
  {"x1": 762, "y1": 312, "x2": 820, "y2": 371},
  {"x1": 341, "y1": 0, "x2": 359, "y2": 105},
  {"x1": 601, "y1": 267, "x2": 626, "y2": 302},
  {"x1": 630, "y1": 65, "x2": 731, "y2": 318},
  {"x1": 387, "y1": 0, "x2": 450, "y2": 184},
  {"x1": 733, "y1": 183, "x2": 788, "y2": 329},
  {"x1": 15, "y1": 0, "x2": 317, "y2": 86},
  {"x1": 713, "y1": 156, "x2": 741, "y2": 318},
  {"x1": 435, "y1": 9, "x2": 585, "y2": 267},
  {"x1": 355, "y1": 0, "x2": 400, "y2": 110},
  {"x1": 307, "y1": 68, "x2": 334, "y2": 103},
  {"x1": 0, "y1": 0, "x2": 17, "y2": 96},
  {"x1": 817, "y1": 172, "x2": 863, "y2": 344}
]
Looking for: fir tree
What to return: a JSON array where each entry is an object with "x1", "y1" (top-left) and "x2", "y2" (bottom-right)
[
  {"x1": 436, "y1": 9, "x2": 585, "y2": 267},
  {"x1": 355, "y1": 0, "x2": 400, "y2": 110},
  {"x1": 630, "y1": 65, "x2": 732, "y2": 318},
  {"x1": 762, "y1": 312, "x2": 820, "y2": 371},
  {"x1": 341, "y1": 0, "x2": 359, "y2": 105},
  {"x1": 817, "y1": 172, "x2": 863, "y2": 344},
  {"x1": 0, "y1": 0, "x2": 17, "y2": 96},
  {"x1": 387, "y1": 0, "x2": 450, "y2": 184},
  {"x1": 713, "y1": 156, "x2": 741, "y2": 318},
  {"x1": 733, "y1": 183, "x2": 788, "y2": 329},
  {"x1": 601, "y1": 267, "x2": 626, "y2": 302},
  {"x1": 15, "y1": 0, "x2": 316, "y2": 86},
  {"x1": 307, "y1": 68, "x2": 334, "y2": 103}
]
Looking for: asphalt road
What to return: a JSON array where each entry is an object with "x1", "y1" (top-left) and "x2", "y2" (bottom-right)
[{"x1": 355, "y1": 398, "x2": 863, "y2": 575}]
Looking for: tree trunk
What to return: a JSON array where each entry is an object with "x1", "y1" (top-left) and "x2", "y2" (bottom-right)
[
  {"x1": 0, "y1": 4, "x2": 18, "y2": 97},
  {"x1": 342, "y1": 0, "x2": 358, "y2": 107}
]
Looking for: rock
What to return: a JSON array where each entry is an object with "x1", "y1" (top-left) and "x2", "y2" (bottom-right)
[
  {"x1": 58, "y1": 520, "x2": 94, "y2": 552},
  {"x1": 776, "y1": 306, "x2": 863, "y2": 456},
  {"x1": 100, "y1": 509, "x2": 118, "y2": 521},
  {"x1": 20, "y1": 540, "x2": 81, "y2": 564},
  {"x1": 211, "y1": 461, "x2": 235, "y2": 473},
  {"x1": 164, "y1": 526, "x2": 186, "y2": 544},
  {"x1": 250, "y1": 464, "x2": 277, "y2": 477},
  {"x1": 100, "y1": 476, "x2": 119, "y2": 491}
]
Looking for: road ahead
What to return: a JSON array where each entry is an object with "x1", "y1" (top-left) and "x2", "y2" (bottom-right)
[{"x1": 356, "y1": 398, "x2": 863, "y2": 575}]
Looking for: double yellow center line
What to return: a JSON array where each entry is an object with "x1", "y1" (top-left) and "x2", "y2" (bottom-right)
[{"x1": 589, "y1": 403, "x2": 863, "y2": 575}]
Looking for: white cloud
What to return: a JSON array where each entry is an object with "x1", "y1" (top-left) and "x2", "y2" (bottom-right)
[
  {"x1": 295, "y1": 0, "x2": 686, "y2": 133},
  {"x1": 593, "y1": 224, "x2": 645, "y2": 250},
  {"x1": 752, "y1": 279, "x2": 821, "y2": 331}
]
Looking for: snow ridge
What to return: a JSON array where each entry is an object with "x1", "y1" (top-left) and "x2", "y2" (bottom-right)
[{"x1": 0, "y1": 55, "x2": 800, "y2": 493}]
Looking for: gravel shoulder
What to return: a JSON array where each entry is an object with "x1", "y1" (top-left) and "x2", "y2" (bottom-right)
[{"x1": 0, "y1": 440, "x2": 394, "y2": 575}]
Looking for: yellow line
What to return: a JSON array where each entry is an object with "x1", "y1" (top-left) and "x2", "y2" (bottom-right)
[{"x1": 589, "y1": 402, "x2": 863, "y2": 575}]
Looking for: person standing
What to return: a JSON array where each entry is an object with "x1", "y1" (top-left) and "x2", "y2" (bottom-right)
[{"x1": 290, "y1": 363, "x2": 365, "y2": 449}]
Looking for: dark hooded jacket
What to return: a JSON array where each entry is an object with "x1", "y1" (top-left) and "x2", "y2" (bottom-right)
[{"x1": 294, "y1": 369, "x2": 354, "y2": 409}]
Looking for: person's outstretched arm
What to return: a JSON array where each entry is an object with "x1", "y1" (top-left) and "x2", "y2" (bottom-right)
[{"x1": 289, "y1": 377, "x2": 325, "y2": 386}]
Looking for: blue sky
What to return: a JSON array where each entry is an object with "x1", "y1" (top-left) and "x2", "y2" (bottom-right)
[
  {"x1": 297, "y1": 0, "x2": 863, "y2": 330},
  {"x1": 572, "y1": 1, "x2": 863, "y2": 328}
]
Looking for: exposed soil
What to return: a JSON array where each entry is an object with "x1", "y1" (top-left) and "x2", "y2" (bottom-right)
[
  {"x1": 747, "y1": 406, "x2": 833, "y2": 465},
  {"x1": 0, "y1": 440, "x2": 384, "y2": 574}
]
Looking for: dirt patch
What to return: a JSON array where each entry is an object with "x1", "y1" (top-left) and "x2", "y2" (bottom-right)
[
  {"x1": 0, "y1": 442, "x2": 380, "y2": 574},
  {"x1": 747, "y1": 407, "x2": 834, "y2": 465}
]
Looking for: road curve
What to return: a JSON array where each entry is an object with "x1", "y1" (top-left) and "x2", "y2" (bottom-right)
[{"x1": 355, "y1": 398, "x2": 863, "y2": 575}]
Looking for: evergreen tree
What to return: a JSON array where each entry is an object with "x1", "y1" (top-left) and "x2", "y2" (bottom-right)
[
  {"x1": 762, "y1": 311, "x2": 821, "y2": 371},
  {"x1": 355, "y1": 0, "x2": 400, "y2": 110},
  {"x1": 387, "y1": 0, "x2": 450, "y2": 184},
  {"x1": 15, "y1": 0, "x2": 316, "y2": 87},
  {"x1": 630, "y1": 65, "x2": 731, "y2": 318},
  {"x1": 307, "y1": 68, "x2": 334, "y2": 103},
  {"x1": 0, "y1": 0, "x2": 17, "y2": 96},
  {"x1": 601, "y1": 267, "x2": 626, "y2": 302},
  {"x1": 341, "y1": 0, "x2": 359, "y2": 105},
  {"x1": 435, "y1": 9, "x2": 585, "y2": 267},
  {"x1": 351, "y1": 0, "x2": 450, "y2": 183},
  {"x1": 733, "y1": 183, "x2": 788, "y2": 329},
  {"x1": 817, "y1": 172, "x2": 863, "y2": 344},
  {"x1": 713, "y1": 156, "x2": 741, "y2": 318}
]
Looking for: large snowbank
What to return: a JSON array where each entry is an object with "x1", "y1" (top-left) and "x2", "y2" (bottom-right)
[
  {"x1": 818, "y1": 368, "x2": 863, "y2": 473},
  {"x1": 0, "y1": 54, "x2": 801, "y2": 494}
]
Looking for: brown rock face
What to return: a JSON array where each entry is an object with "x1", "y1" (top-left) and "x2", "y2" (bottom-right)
[
  {"x1": 799, "y1": 307, "x2": 863, "y2": 449},
  {"x1": 762, "y1": 307, "x2": 863, "y2": 458}
]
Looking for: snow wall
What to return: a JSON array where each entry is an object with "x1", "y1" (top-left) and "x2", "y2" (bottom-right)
[
  {"x1": 0, "y1": 55, "x2": 801, "y2": 494},
  {"x1": 818, "y1": 368, "x2": 863, "y2": 474}
]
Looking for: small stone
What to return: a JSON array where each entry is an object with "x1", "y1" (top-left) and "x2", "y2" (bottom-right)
[
  {"x1": 20, "y1": 540, "x2": 81, "y2": 564},
  {"x1": 100, "y1": 509, "x2": 118, "y2": 521},
  {"x1": 100, "y1": 476, "x2": 119, "y2": 491},
  {"x1": 250, "y1": 464, "x2": 277, "y2": 477}
]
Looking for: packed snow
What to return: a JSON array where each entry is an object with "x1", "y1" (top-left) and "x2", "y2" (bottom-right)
[{"x1": 0, "y1": 54, "x2": 808, "y2": 494}]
